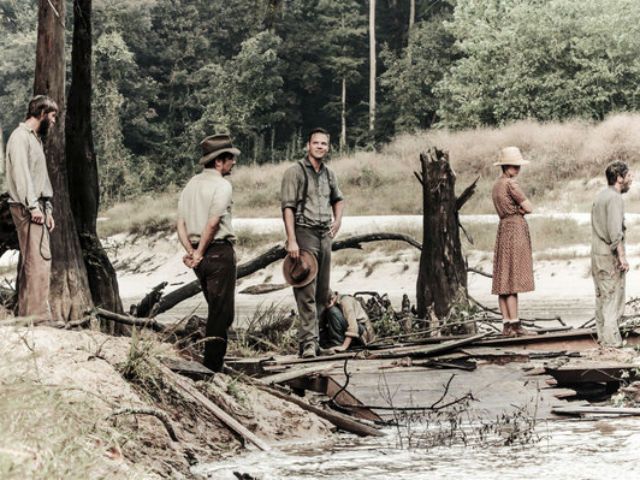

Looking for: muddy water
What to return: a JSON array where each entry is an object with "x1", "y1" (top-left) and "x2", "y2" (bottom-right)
[{"x1": 195, "y1": 419, "x2": 640, "y2": 479}]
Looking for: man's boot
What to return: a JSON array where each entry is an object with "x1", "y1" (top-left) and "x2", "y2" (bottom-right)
[{"x1": 301, "y1": 342, "x2": 317, "y2": 358}]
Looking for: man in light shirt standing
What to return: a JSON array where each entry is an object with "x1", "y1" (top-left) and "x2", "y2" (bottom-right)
[
  {"x1": 177, "y1": 134, "x2": 239, "y2": 372},
  {"x1": 591, "y1": 160, "x2": 633, "y2": 347},
  {"x1": 5, "y1": 95, "x2": 57, "y2": 319}
]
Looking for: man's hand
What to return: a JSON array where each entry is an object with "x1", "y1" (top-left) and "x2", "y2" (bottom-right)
[
  {"x1": 46, "y1": 215, "x2": 55, "y2": 232},
  {"x1": 619, "y1": 255, "x2": 630, "y2": 272},
  {"x1": 30, "y1": 209, "x2": 44, "y2": 225},
  {"x1": 333, "y1": 345, "x2": 348, "y2": 353},
  {"x1": 286, "y1": 238, "x2": 300, "y2": 259},
  {"x1": 182, "y1": 251, "x2": 203, "y2": 269},
  {"x1": 329, "y1": 218, "x2": 341, "y2": 238}
]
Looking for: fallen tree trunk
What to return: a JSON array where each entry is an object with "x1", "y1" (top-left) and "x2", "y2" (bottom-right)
[
  {"x1": 137, "y1": 232, "x2": 423, "y2": 317},
  {"x1": 152, "y1": 360, "x2": 272, "y2": 451}
]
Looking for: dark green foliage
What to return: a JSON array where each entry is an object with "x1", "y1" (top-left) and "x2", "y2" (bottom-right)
[{"x1": 3, "y1": 0, "x2": 640, "y2": 201}]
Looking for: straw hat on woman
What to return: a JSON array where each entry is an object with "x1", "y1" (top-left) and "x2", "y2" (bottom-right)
[{"x1": 491, "y1": 147, "x2": 535, "y2": 337}]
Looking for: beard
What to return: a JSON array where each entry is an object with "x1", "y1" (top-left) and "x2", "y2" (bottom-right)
[{"x1": 38, "y1": 117, "x2": 51, "y2": 138}]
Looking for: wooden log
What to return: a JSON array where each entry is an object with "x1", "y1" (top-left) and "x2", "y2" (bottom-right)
[
  {"x1": 255, "y1": 383, "x2": 383, "y2": 437},
  {"x1": 152, "y1": 361, "x2": 272, "y2": 451},
  {"x1": 258, "y1": 363, "x2": 336, "y2": 385},
  {"x1": 142, "y1": 232, "x2": 422, "y2": 317},
  {"x1": 93, "y1": 307, "x2": 164, "y2": 332},
  {"x1": 552, "y1": 406, "x2": 640, "y2": 417}
]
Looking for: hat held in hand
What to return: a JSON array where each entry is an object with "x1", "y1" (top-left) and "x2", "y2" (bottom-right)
[{"x1": 283, "y1": 249, "x2": 318, "y2": 288}]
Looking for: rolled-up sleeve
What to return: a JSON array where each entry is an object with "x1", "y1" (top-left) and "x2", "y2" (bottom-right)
[
  {"x1": 340, "y1": 297, "x2": 361, "y2": 338},
  {"x1": 6, "y1": 131, "x2": 39, "y2": 209},
  {"x1": 329, "y1": 169, "x2": 344, "y2": 205},
  {"x1": 606, "y1": 196, "x2": 625, "y2": 252},
  {"x1": 281, "y1": 165, "x2": 300, "y2": 211},
  {"x1": 208, "y1": 182, "x2": 232, "y2": 219}
]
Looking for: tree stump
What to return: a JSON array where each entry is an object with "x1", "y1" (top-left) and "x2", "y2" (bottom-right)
[{"x1": 415, "y1": 148, "x2": 478, "y2": 335}]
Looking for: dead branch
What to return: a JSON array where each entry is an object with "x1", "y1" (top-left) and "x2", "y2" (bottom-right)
[
  {"x1": 456, "y1": 177, "x2": 480, "y2": 211},
  {"x1": 92, "y1": 307, "x2": 165, "y2": 332},
  {"x1": 107, "y1": 407, "x2": 179, "y2": 442},
  {"x1": 141, "y1": 232, "x2": 423, "y2": 317},
  {"x1": 467, "y1": 267, "x2": 492, "y2": 278}
]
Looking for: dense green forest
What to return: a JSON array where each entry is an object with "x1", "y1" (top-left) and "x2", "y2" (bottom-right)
[{"x1": 1, "y1": 0, "x2": 640, "y2": 202}]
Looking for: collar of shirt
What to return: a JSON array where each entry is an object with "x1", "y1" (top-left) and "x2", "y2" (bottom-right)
[
  {"x1": 201, "y1": 168, "x2": 222, "y2": 178},
  {"x1": 303, "y1": 156, "x2": 326, "y2": 173},
  {"x1": 19, "y1": 122, "x2": 42, "y2": 144}
]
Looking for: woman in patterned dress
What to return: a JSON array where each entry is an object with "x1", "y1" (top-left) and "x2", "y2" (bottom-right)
[{"x1": 491, "y1": 147, "x2": 535, "y2": 337}]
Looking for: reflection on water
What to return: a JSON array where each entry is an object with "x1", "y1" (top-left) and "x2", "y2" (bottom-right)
[{"x1": 195, "y1": 419, "x2": 640, "y2": 480}]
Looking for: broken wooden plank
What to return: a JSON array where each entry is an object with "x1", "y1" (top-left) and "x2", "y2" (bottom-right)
[
  {"x1": 258, "y1": 363, "x2": 336, "y2": 385},
  {"x1": 546, "y1": 363, "x2": 637, "y2": 384},
  {"x1": 159, "y1": 356, "x2": 215, "y2": 381},
  {"x1": 370, "y1": 333, "x2": 489, "y2": 359},
  {"x1": 152, "y1": 360, "x2": 272, "y2": 451},
  {"x1": 553, "y1": 406, "x2": 640, "y2": 417}
]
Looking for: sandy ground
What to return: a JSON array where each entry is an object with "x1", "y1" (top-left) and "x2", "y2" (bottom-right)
[
  {"x1": 90, "y1": 214, "x2": 640, "y2": 327},
  {"x1": 1, "y1": 214, "x2": 638, "y2": 325}
]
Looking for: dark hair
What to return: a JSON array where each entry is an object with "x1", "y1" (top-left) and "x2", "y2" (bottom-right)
[
  {"x1": 605, "y1": 161, "x2": 629, "y2": 186},
  {"x1": 203, "y1": 152, "x2": 234, "y2": 169},
  {"x1": 26, "y1": 95, "x2": 58, "y2": 119},
  {"x1": 307, "y1": 127, "x2": 330, "y2": 144}
]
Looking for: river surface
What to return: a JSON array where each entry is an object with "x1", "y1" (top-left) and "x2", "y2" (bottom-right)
[{"x1": 195, "y1": 419, "x2": 640, "y2": 480}]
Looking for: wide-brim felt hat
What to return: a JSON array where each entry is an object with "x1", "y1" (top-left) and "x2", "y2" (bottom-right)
[
  {"x1": 493, "y1": 146, "x2": 530, "y2": 166},
  {"x1": 282, "y1": 249, "x2": 318, "y2": 288},
  {"x1": 199, "y1": 134, "x2": 241, "y2": 165}
]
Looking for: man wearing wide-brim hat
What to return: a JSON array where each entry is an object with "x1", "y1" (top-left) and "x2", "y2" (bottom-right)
[{"x1": 176, "y1": 133, "x2": 240, "y2": 372}]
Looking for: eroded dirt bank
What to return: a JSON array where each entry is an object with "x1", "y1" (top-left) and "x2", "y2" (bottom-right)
[{"x1": 0, "y1": 326, "x2": 333, "y2": 479}]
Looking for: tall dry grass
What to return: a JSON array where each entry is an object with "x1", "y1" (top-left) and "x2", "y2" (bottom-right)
[{"x1": 99, "y1": 113, "x2": 640, "y2": 235}]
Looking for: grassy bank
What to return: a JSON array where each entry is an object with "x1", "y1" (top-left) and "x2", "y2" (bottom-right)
[{"x1": 98, "y1": 113, "x2": 640, "y2": 238}]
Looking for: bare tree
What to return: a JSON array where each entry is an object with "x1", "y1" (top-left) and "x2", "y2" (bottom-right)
[
  {"x1": 369, "y1": 0, "x2": 376, "y2": 133},
  {"x1": 66, "y1": 0, "x2": 124, "y2": 328},
  {"x1": 415, "y1": 148, "x2": 478, "y2": 334},
  {"x1": 34, "y1": 0, "x2": 93, "y2": 321}
]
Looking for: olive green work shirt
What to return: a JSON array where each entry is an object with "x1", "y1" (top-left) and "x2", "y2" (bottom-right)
[
  {"x1": 5, "y1": 123, "x2": 53, "y2": 214},
  {"x1": 177, "y1": 169, "x2": 236, "y2": 244},
  {"x1": 280, "y1": 158, "x2": 343, "y2": 229},
  {"x1": 591, "y1": 186, "x2": 625, "y2": 256}
]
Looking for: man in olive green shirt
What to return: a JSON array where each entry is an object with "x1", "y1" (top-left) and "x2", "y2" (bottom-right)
[
  {"x1": 591, "y1": 160, "x2": 633, "y2": 347},
  {"x1": 281, "y1": 128, "x2": 345, "y2": 358}
]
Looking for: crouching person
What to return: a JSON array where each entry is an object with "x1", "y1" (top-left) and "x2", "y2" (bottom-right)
[{"x1": 320, "y1": 291, "x2": 376, "y2": 353}]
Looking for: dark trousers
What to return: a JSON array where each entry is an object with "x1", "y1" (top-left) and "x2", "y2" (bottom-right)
[
  {"x1": 320, "y1": 305, "x2": 364, "y2": 348},
  {"x1": 194, "y1": 242, "x2": 236, "y2": 372}
]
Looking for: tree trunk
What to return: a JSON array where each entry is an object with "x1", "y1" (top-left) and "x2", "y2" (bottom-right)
[
  {"x1": 368, "y1": 0, "x2": 376, "y2": 133},
  {"x1": 35, "y1": 0, "x2": 93, "y2": 321},
  {"x1": 415, "y1": 148, "x2": 477, "y2": 334},
  {"x1": 409, "y1": 0, "x2": 415, "y2": 32},
  {"x1": 340, "y1": 76, "x2": 347, "y2": 152},
  {"x1": 66, "y1": 0, "x2": 124, "y2": 330}
]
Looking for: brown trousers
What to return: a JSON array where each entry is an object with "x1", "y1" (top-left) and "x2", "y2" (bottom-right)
[
  {"x1": 10, "y1": 204, "x2": 51, "y2": 319},
  {"x1": 194, "y1": 242, "x2": 236, "y2": 372}
]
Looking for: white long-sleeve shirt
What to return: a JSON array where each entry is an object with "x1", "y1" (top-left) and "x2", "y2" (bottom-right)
[{"x1": 5, "y1": 123, "x2": 53, "y2": 213}]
